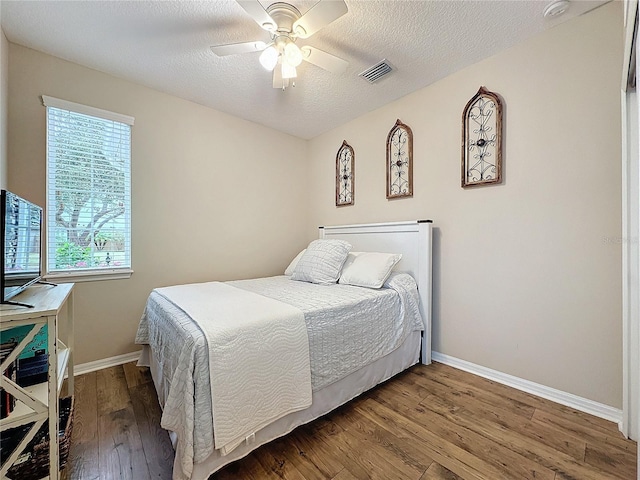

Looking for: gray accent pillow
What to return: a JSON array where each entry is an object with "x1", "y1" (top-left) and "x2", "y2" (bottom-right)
[{"x1": 291, "y1": 239, "x2": 352, "y2": 285}]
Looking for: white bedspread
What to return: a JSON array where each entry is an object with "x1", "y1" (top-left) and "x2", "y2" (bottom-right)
[
  {"x1": 153, "y1": 282, "x2": 311, "y2": 456},
  {"x1": 135, "y1": 273, "x2": 423, "y2": 480}
]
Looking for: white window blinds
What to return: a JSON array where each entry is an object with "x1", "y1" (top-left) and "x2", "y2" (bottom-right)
[{"x1": 43, "y1": 96, "x2": 133, "y2": 277}]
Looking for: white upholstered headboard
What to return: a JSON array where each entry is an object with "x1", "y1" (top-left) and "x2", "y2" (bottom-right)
[{"x1": 319, "y1": 220, "x2": 433, "y2": 364}]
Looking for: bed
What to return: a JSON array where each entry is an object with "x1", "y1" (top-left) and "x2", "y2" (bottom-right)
[{"x1": 135, "y1": 220, "x2": 433, "y2": 480}]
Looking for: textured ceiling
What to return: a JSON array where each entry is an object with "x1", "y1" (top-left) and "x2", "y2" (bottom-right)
[{"x1": 1, "y1": 0, "x2": 606, "y2": 139}]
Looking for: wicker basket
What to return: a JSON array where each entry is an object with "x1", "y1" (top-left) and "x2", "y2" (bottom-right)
[{"x1": 5, "y1": 396, "x2": 74, "y2": 480}]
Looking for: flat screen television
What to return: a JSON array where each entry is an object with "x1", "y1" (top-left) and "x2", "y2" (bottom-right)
[{"x1": 1, "y1": 190, "x2": 43, "y2": 304}]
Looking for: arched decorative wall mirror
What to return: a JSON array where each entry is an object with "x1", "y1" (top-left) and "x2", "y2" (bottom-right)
[
  {"x1": 386, "y1": 119, "x2": 413, "y2": 199},
  {"x1": 462, "y1": 86, "x2": 503, "y2": 188},
  {"x1": 336, "y1": 140, "x2": 355, "y2": 206}
]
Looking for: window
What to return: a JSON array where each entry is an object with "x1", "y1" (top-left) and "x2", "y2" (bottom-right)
[{"x1": 43, "y1": 96, "x2": 134, "y2": 281}]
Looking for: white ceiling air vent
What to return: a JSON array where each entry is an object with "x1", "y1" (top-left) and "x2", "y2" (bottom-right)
[{"x1": 359, "y1": 59, "x2": 394, "y2": 84}]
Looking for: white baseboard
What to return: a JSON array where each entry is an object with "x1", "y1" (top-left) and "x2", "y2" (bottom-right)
[
  {"x1": 71, "y1": 350, "x2": 142, "y2": 377},
  {"x1": 432, "y1": 351, "x2": 623, "y2": 427},
  {"x1": 70, "y1": 350, "x2": 623, "y2": 430}
]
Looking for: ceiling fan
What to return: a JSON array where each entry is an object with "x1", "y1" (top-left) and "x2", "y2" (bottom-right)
[{"x1": 210, "y1": 0, "x2": 349, "y2": 90}]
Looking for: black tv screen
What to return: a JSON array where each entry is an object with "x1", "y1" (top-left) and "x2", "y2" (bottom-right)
[{"x1": 1, "y1": 190, "x2": 42, "y2": 303}]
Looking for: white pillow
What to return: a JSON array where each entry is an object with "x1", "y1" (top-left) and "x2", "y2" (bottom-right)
[
  {"x1": 284, "y1": 249, "x2": 306, "y2": 276},
  {"x1": 291, "y1": 239, "x2": 352, "y2": 285},
  {"x1": 339, "y1": 252, "x2": 402, "y2": 289}
]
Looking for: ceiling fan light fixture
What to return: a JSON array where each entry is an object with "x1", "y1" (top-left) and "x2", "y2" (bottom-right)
[
  {"x1": 284, "y1": 42, "x2": 303, "y2": 67},
  {"x1": 259, "y1": 45, "x2": 279, "y2": 70}
]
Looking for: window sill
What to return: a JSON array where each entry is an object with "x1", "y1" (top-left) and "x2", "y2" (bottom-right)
[{"x1": 45, "y1": 268, "x2": 133, "y2": 283}]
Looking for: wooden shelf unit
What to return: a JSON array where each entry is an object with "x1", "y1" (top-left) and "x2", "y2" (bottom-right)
[{"x1": 0, "y1": 283, "x2": 75, "y2": 480}]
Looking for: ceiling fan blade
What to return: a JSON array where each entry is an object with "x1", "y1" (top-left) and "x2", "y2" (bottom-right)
[
  {"x1": 237, "y1": 0, "x2": 277, "y2": 32},
  {"x1": 293, "y1": 0, "x2": 348, "y2": 39},
  {"x1": 210, "y1": 41, "x2": 267, "y2": 56},
  {"x1": 301, "y1": 46, "x2": 348, "y2": 75}
]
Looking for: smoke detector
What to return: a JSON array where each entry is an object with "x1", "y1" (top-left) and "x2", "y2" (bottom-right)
[{"x1": 543, "y1": 0, "x2": 570, "y2": 18}]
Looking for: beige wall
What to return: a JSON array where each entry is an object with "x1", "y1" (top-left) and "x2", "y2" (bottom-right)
[
  {"x1": 6, "y1": 2, "x2": 625, "y2": 408},
  {"x1": 1, "y1": 27, "x2": 8, "y2": 189},
  {"x1": 8, "y1": 44, "x2": 309, "y2": 365},
  {"x1": 307, "y1": 2, "x2": 623, "y2": 408}
]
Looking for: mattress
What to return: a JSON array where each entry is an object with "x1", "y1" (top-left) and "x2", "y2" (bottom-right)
[{"x1": 135, "y1": 273, "x2": 423, "y2": 479}]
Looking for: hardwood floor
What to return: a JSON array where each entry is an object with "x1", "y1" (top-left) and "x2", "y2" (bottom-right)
[{"x1": 62, "y1": 361, "x2": 636, "y2": 480}]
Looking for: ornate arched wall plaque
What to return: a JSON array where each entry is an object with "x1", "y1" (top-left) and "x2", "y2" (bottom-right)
[
  {"x1": 386, "y1": 119, "x2": 413, "y2": 199},
  {"x1": 462, "y1": 86, "x2": 503, "y2": 188},
  {"x1": 336, "y1": 140, "x2": 355, "y2": 206}
]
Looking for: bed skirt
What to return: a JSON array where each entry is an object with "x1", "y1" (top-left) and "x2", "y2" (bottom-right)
[{"x1": 139, "y1": 329, "x2": 422, "y2": 479}]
